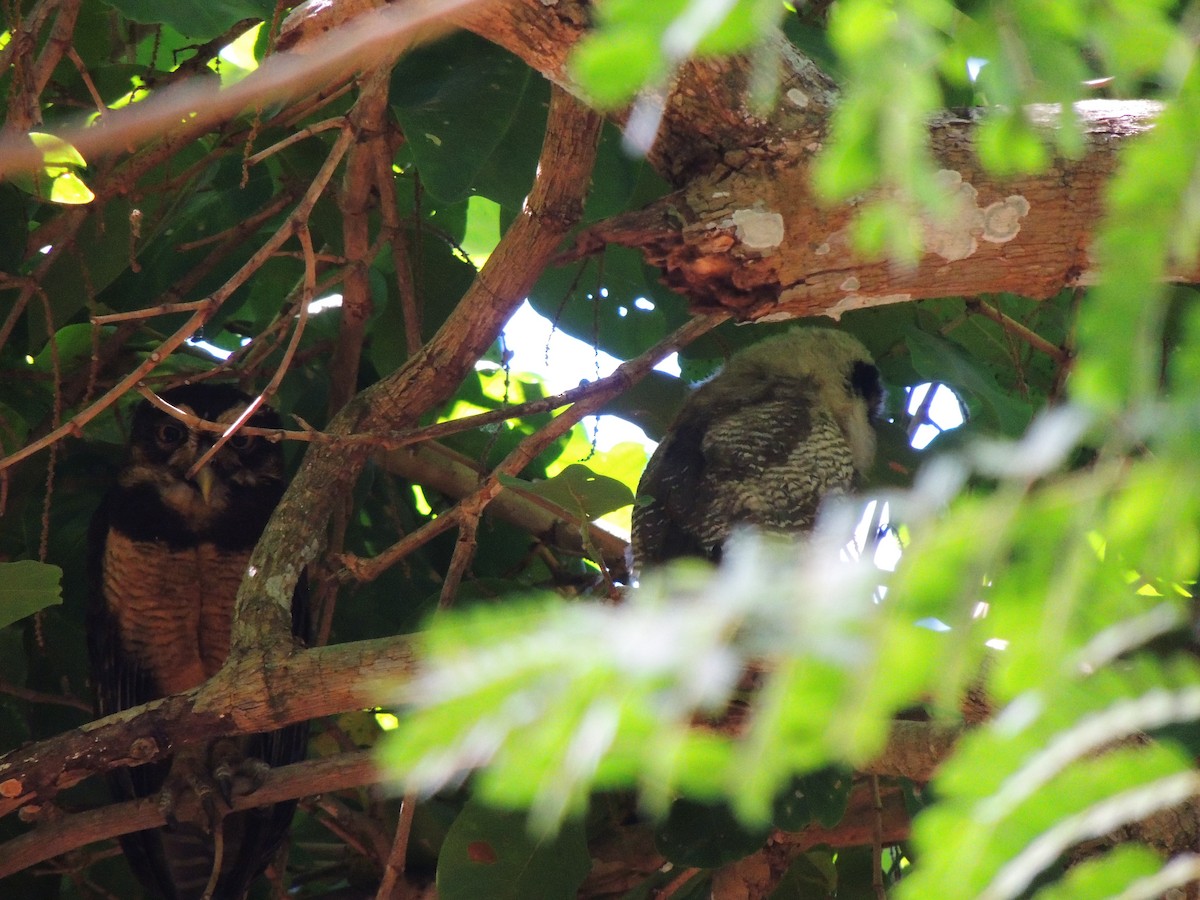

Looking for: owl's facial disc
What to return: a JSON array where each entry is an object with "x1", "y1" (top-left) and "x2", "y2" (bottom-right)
[{"x1": 158, "y1": 454, "x2": 230, "y2": 526}]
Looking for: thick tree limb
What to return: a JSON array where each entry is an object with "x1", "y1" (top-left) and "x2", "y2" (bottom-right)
[
  {"x1": 0, "y1": 751, "x2": 378, "y2": 880},
  {"x1": 0, "y1": 703, "x2": 955, "y2": 881},
  {"x1": 284, "y1": 1, "x2": 1182, "y2": 322},
  {"x1": 229, "y1": 85, "x2": 604, "y2": 651},
  {"x1": 569, "y1": 101, "x2": 1166, "y2": 318},
  {"x1": 0, "y1": 637, "x2": 414, "y2": 818}
]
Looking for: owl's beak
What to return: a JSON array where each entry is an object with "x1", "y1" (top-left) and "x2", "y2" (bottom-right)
[{"x1": 194, "y1": 465, "x2": 217, "y2": 504}]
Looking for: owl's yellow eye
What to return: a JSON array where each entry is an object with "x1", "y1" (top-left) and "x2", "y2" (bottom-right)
[{"x1": 154, "y1": 422, "x2": 186, "y2": 447}]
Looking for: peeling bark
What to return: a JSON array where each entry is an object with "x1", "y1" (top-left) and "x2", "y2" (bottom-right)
[{"x1": 571, "y1": 101, "x2": 1163, "y2": 318}]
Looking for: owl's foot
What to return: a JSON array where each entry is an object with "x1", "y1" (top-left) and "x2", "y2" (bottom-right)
[
  {"x1": 159, "y1": 740, "x2": 269, "y2": 832},
  {"x1": 159, "y1": 749, "x2": 224, "y2": 832},
  {"x1": 209, "y1": 737, "x2": 270, "y2": 805}
]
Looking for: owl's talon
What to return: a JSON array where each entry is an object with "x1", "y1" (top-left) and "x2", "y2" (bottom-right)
[
  {"x1": 157, "y1": 750, "x2": 229, "y2": 833},
  {"x1": 209, "y1": 738, "x2": 270, "y2": 804}
]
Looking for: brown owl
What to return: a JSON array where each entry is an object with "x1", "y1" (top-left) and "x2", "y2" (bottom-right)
[{"x1": 88, "y1": 383, "x2": 308, "y2": 900}]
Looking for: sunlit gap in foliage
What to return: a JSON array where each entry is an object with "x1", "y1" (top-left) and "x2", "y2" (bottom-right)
[
  {"x1": 307, "y1": 292, "x2": 344, "y2": 315},
  {"x1": 375, "y1": 711, "x2": 400, "y2": 731},
  {"x1": 907, "y1": 382, "x2": 966, "y2": 450},
  {"x1": 214, "y1": 23, "x2": 263, "y2": 86},
  {"x1": 411, "y1": 485, "x2": 433, "y2": 517},
  {"x1": 850, "y1": 381, "x2": 965, "y2": 606},
  {"x1": 500, "y1": 300, "x2": 661, "y2": 453},
  {"x1": 183, "y1": 286, "x2": 343, "y2": 360},
  {"x1": 185, "y1": 338, "x2": 239, "y2": 361}
]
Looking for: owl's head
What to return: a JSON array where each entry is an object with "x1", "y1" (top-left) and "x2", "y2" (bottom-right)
[
  {"x1": 120, "y1": 384, "x2": 285, "y2": 530},
  {"x1": 725, "y1": 328, "x2": 885, "y2": 473}
]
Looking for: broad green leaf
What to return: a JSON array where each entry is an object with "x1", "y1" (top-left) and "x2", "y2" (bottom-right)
[
  {"x1": 772, "y1": 768, "x2": 853, "y2": 831},
  {"x1": 655, "y1": 798, "x2": 770, "y2": 867},
  {"x1": 0, "y1": 562, "x2": 63, "y2": 628},
  {"x1": 47, "y1": 172, "x2": 95, "y2": 205},
  {"x1": 1032, "y1": 845, "x2": 1167, "y2": 900},
  {"x1": 390, "y1": 33, "x2": 534, "y2": 204},
  {"x1": 29, "y1": 132, "x2": 87, "y2": 168},
  {"x1": 570, "y1": 0, "x2": 784, "y2": 107},
  {"x1": 437, "y1": 802, "x2": 590, "y2": 900},
  {"x1": 501, "y1": 465, "x2": 633, "y2": 520},
  {"x1": 527, "y1": 247, "x2": 691, "y2": 361},
  {"x1": 98, "y1": 0, "x2": 273, "y2": 40}
]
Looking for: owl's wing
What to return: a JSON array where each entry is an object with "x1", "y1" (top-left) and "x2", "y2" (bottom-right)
[
  {"x1": 86, "y1": 495, "x2": 159, "y2": 724},
  {"x1": 632, "y1": 412, "x2": 714, "y2": 566},
  {"x1": 86, "y1": 498, "x2": 181, "y2": 897},
  {"x1": 633, "y1": 372, "x2": 865, "y2": 568},
  {"x1": 633, "y1": 374, "x2": 822, "y2": 567}
]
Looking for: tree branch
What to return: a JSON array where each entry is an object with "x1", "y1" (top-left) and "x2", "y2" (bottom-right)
[
  {"x1": 229, "y1": 84, "x2": 605, "y2": 652},
  {"x1": 0, "y1": 750, "x2": 378, "y2": 880},
  {"x1": 0, "y1": 706, "x2": 960, "y2": 881},
  {"x1": 0, "y1": 637, "x2": 415, "y2": 819}
]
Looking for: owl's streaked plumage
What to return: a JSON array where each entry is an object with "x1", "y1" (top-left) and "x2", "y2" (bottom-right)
[
  {"x1": 87, "y1": 384, "x2": 308, "y2": 900},
  {"x1": 632, "y1": 328, "x2": 884, "y2": 570}
]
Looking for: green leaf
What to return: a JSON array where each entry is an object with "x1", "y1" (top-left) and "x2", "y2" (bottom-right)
[
  {"x1": 33, "y1": 323, "x2": 113, "y2": 372},
  {"x1": 772, "y1": 768, "x2": 852, "y2": 831},
  {"x1": 570, "y1": 28, "x2": 664, "y2": 108},
  {"x1": 437, "y1": 801, "x2": 590, "y2": 900},
  {"x1": 568, "y1": 0, "x2": 782, "y2": 108},
  {"x1": 527, "y1": 247, "x2": 691, "y2": 361},
  {"x1": 29, "y1": 132, "x2": 87, "y2": 168},
  {"x1": 47, "y1": 172, "x2": 95, "y2": 205},
  {"x1": 390, "y1": 33, "x2": 535, "y2": 204},
  {"x1": 1031, "y1": 844, "x2": 1164, "y2": 900},
  {"x1": 0, "y1": 562, "x2": 63, "y2": 628},
  {"x1": 975, "y1": 113, "x2": 1051, "y2": 175},
  {"x1": 98, "y1": 0, "x2": 273, "y2": 40},
  {"x1": 502, "y1": 465, "x2": 634, "y2": 520},
  {"x1": 900, "y1": 656, "x2": 1200, "y2": 900},
  {"x1": 655, "y1": 798, "x2": 769, "y2": 867}
]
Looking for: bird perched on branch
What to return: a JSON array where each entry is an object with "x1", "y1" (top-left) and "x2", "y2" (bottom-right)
[
  {"x1": 88, "y1": 383, "x2": 308, "y2": 900},
  {"x1": 632, "y1": 328, "x2": 885, "y2": 571}
]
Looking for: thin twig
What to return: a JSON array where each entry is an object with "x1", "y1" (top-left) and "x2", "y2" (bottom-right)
[
  {"x1": 338, "y1": 313, "x2": 728, "y2": 584},
  {"x1": 173, "y1": 191, "x2": 295, "y2": 252},
  {"x1": 871, "y1": 774, "x2": 887, "y2": 900},
  {"x1": 375, "y1": 794, "x2": 418, "y2": 900},
  {"x1": 0, "y1": 679, "x2": 91, "y2": 714},
  {"x1": 246, "y1": 116, "x2": 347, "y2": 166},
  {"x1": 90, "y1": 299, "x2": 211, "y2": 325},
  {"x1": 0, "y1": 0, "x2": 494, "y2": 177},
  {"x1": 0, "y1": 125, "x2": 356, "y2": 474},
  {"x1": 27, "y1": 0, "x2": 81, "y2": 124},
  {"x1": 338, "y1": 510, "x2": 462, "y2": 584},
  {"x1": 438, "y1": 514, "x2": 480, "y2": 608},
  {"x1": 965, "y1": 298, "x2": 1071, "y2": 364},
  {"x1": 65, "y1": 45, "x2": 105, "y2": 115},
  {"x1": 373, "y1": 138, "x2": 423, "y2": 356},
  {"x1": 658, "y1": 867, "x2": 703, "y2": 898},
  {"x1": 186, "y1": 223, "x2": 318, "y2": 478}
]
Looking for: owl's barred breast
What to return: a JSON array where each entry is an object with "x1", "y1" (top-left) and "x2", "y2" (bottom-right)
[
  {"x1": 632, "y1": 327, "x2": 884, "y2": 570},
  {"x1": 102, "y1": 530, "x2": 249, "y2": 696},
  {"x1": 700, "y1": 415, "x2": 856, "y2": 546}
]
